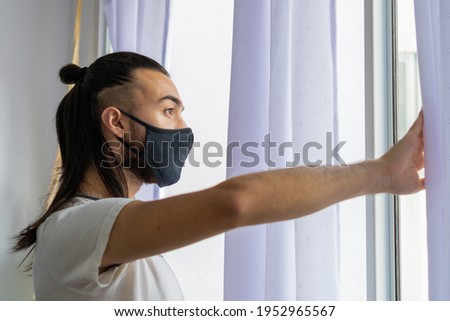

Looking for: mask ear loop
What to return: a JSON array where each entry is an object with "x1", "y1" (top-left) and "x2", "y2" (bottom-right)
[
  {"x1": 118, "y1": 107, "x2": 193, "y2": 134},
  {"x1": 117, "y1": 108, "x2": 150, "y2": 128},
  {"x1": 115, "y1": 108, "x2": 147, "y2": 156}
]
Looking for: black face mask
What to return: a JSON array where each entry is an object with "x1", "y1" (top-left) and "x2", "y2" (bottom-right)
[{"x1": 118, "y1": 108, "x2": 194, "y2": 187}]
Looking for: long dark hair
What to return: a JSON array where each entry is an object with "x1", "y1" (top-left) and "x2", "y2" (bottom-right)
[{"x1": 12, "y1": 52, "x2": 169, "y2": 268}]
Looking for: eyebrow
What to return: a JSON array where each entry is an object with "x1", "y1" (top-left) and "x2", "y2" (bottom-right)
[
  {"x1": 159, "y1": 95, "x2": 185, "y2": 111},
  {"x1": 160, "y1": 95, "x2": 181, "y2": 106}
]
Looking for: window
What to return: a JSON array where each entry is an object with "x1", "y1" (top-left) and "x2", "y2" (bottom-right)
[{"x1": 397, "y1": 0, "x2": 428, "y2": 300}]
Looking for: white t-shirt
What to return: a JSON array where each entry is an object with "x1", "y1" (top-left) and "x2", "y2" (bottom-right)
[{"x1": 33, "y1": 196, "x2": 184, "y2": 300}]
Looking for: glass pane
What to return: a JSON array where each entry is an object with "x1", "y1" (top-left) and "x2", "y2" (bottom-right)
[
  {"x1": 397, "y1": 0, "x2": 428, "y2": 300},
  {"x1": 336, "y1": 0, "x2": 366, "y2": 300}
]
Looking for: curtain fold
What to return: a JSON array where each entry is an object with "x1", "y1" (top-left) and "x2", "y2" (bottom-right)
[
  {"x1": 414, "y1": 0, "x2": 450, "y2": 300},
  {"x1": 224, "y1": 0, "x2": 270, "y2": 300},
  {"x1": 224, "y1": 0, "x2": 339, "y2": 300},
  {"x1": 102, "y1": 0, "x2": 172, "y2": 200}
]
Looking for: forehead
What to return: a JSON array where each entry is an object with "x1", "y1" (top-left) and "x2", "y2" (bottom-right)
[{"x1": 133, "y1": 68, "x2": 179, "y2": 102}]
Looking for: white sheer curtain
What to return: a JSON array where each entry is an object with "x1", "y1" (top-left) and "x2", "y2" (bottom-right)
[
  {"x1": 414, "y1": 0, "x2": 450, "y2": 301},
  {"x1": 225, "y1": 0, "x2": 339, "y2": 300},
  {"x1": 103, "y1": 0, "x2": 170, "y2": 64},
  {"x1": 103, "y1": 0, "x2": 171, "y2": 201}
]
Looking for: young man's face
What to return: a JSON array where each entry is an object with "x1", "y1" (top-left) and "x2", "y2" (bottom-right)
[
  {"x1": 130, "y1": 68, "x2": 187, "y2": 132},
  {"x1": 115, "y1": 69, "x2": 189, "y2": 185}
]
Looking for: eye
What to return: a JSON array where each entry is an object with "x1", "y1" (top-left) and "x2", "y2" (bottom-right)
[{"x1": 165, "y1": 108, "x2": 175, "y2": 116}]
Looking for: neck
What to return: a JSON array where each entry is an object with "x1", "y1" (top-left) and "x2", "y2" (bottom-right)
[
  {"x1": 123, "y1": 168, "x2": 144, "y2": 198},
  {"x1": 79, "y1": 166, "x2": 143, "y2": 199}
]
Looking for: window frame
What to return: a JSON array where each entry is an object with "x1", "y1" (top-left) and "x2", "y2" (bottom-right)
[{"x1": 364, "y1": 0, "x2": 400, "y2": 301}]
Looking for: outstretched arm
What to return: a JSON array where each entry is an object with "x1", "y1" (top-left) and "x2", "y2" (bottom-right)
[{"x1": 101, "y1": 112, "x2": 424, "y2": 269}]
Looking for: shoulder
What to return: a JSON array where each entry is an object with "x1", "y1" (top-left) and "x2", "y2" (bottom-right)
[
  {"x1": 38, "y1": 197, "x2": 135, "y2": 239},
  {"x1": 55, "y1": 196, "x2": 133, "y2": 217}
]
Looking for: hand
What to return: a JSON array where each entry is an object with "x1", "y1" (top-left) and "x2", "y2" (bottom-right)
[{"x1": 378, "y1": 110, "x2": 425, "y2": 195}]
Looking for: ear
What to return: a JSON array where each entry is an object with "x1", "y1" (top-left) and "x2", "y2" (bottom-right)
[{"x1": 101, "y1": 107, "x2": 127, "y2": 138}]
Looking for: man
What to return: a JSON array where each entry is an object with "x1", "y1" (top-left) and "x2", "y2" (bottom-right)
[{"x1": 13, "y1": 52, "x2": 424, "y2": 300}]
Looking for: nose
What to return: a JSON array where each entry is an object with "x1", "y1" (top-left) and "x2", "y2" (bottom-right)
[{"x1": 178, "y1": 116, "x2": 188, "y2": 129}]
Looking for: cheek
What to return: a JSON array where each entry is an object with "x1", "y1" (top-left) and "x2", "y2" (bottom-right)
[
  {"x1": 131, "y1": 123, "x2": 147, "y2": 142},
  {"x1": 151, "y1": 113, "x2": 179, "y2": 130}
]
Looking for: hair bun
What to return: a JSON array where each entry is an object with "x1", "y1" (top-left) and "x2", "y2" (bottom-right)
[{"x1": 59, "y1": 63, "x2": 88, "y2": 85}]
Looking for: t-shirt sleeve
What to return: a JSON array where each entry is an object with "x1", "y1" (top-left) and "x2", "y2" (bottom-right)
[{"x1": 37, "y1": 198, "x2": 134, "y2": 288}]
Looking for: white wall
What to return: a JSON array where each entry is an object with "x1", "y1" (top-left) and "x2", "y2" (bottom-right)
[{"x1": 0, "y1": 0, "x2": 99, "y2": 300}]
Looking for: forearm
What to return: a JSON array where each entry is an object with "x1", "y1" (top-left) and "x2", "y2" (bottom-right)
[
  {"x1": 217, "y1": 160, "x2": 389, "y2": 226},
  {"x1": 104, "y1": 160, "x2": 390, "y2": 267}
]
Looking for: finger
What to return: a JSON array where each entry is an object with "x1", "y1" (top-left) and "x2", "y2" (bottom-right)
[
  {"x1": 408, "y1": 110, "x2": 424, "y2": 136},
  {"x1": 416, "y1": 147, "x2": 425, "y2": 169},
  {"x1": 418, "y1": 111, "x2": 424, "y2": 141},
  {"x1": 419, "y1": 177, "x2": 425, "y2": 191},
  {"x1": 418, "y1": 156, "x2": 425, "y2": 170}
]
